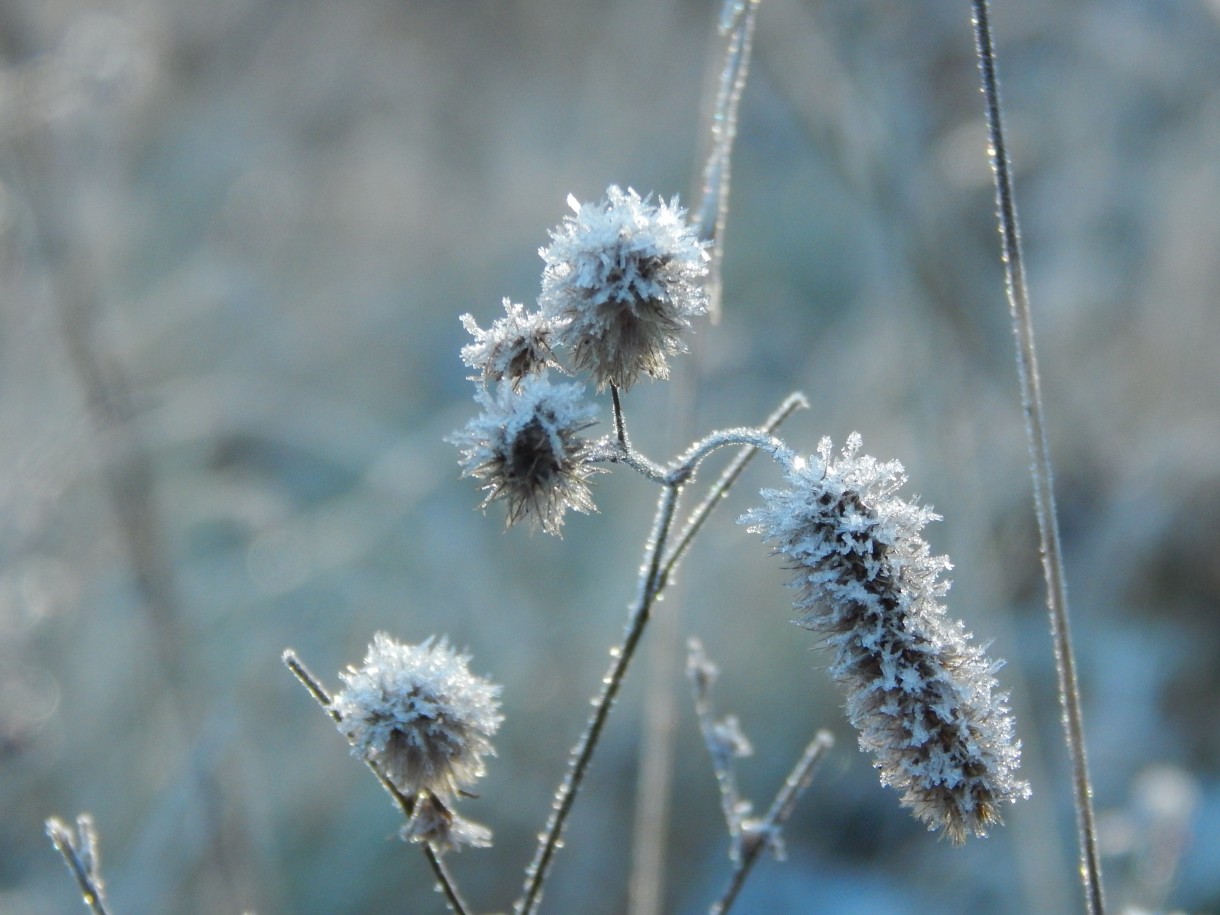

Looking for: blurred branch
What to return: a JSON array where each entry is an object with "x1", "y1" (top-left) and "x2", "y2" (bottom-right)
[{"x1": 47, "y1": 814, "x2": 112, "y2": 915}]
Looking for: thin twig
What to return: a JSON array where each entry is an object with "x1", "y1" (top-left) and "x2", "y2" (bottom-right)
[
  {"x1": 611, "y1": 384, "x2": 629, "y2": 448},
  {"x1": 695, "y1": 0, "x2": 763, "y2": 321},
  {"x1": 46, "y1": 816, "x2": 111, "y2": 915},
  {"x1": 709, "y1": 731, "x2": 833, "y2": 915},
  {"x1": 686, "y1": 639, "x2": 750, "y2": 840},
  {"x1": 282, "y1": 651, "x2": 474, "y2": 915},
  {"x1": 516, "y1": 484, "x2": 682, "y2": 915},
  {"x1": 970, "y1": 4, "x2": 1104, "y2": 913}
]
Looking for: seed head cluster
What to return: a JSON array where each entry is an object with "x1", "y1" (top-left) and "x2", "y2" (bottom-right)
[{"x1": 741, "y1": 435, "x2": 1029, "y2": 842}]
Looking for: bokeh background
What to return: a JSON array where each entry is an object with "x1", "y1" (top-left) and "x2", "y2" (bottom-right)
[{"x1": 2, "y1": 0, "x2": 1219, "y2": 912}]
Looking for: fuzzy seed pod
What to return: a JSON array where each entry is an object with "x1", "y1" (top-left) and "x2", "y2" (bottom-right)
[
  {"x1": 449, "y1": 376, "x2": 600, "y2": 535},
  {"x1": 331, "y1": 634, "x2": 502, "y2": 804},
  {"x1": 538, "y1": 186, "x2": 709, "y2": 391},
  {"x1": 741, "y1": 435, "x2": 1029, "y2": 842}
]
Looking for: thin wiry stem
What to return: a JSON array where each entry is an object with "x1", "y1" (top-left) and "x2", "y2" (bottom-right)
[
  {"x1": 695, "y1": 0, "x2": 763, "y2": 321},
  {"x1": 282, "y1": 651, "x2": 473, "y2": 915},
  {"x1": 687, "y1": 639, "x2": 750, "y2": 841},
  {"x1": 709, "y1": 731, "x2": 833, "y2": 915},
  {"x1": 47, "y1": 816, "x2": 111, "y2": 915},
  {"x1": 516, "y1": 484, "x2": 681, "y2": 915},
  {"x1": 970, "y1": 3, "x2": 1104, "y2": 913}
]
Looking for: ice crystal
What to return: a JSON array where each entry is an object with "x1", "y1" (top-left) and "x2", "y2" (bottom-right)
[
  {"x1": 331, "y1": 634, "x2": 502, "y2": 801},
  {"x1": 449, "y1": 375, "x2": 600, "y2": 535},
  {"x1": 741, "y1": 434, "x2": 1029, "y2": 842},
  {"x1": 539, "y1": 185, "x2": 709, "y2": 391},
  {"x1": 460, "y1": 298, "x2": 559, "y2": 388}
]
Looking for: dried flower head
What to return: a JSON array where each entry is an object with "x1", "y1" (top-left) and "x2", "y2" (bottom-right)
[
  {"x1": 449, "y1": 376, "x2": 600, "y2": 535},
  {"x1": 741, "y1": 434, "x2": 1029, "y2": 843},
  {"x1": 331, "y1": 634, "x2": 502, "y2": 801},
  {"x1": 460, "y1": 298, "x2": 559, "y2": 388},
  {"x1": 402, "y1": 793, "x2": 493, "y2": 854},
  {"x1": 539, "y1": 185, "x2": 709, "y2": 391}
]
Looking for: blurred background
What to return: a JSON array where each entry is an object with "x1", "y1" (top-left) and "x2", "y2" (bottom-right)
[{"x1": 2, "y1": 0, "x2": 1218, "y2": 912}]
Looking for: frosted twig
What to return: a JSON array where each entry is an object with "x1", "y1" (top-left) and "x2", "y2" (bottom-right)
[
  {"x1": 687, "y1": 639, "x2": 752, "y2": 843},
  {"x1": 709, "y1": 731, "x2": 833, "y2": 915},
  {"x1": 970, "y1": 3, "x2": 1104, "y2": 912},
  {"x1": 47, "y1": 815, "x2": 110, "y2": 915},
  {"x1": 695, "y1": 0, "x2": 763, "y2": 321},
  {"x1": 283, "y1": 651, "x2": 473, "y2": 915}
]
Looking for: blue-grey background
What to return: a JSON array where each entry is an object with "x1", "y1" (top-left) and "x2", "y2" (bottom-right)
[{"x1": 2, "y1": 0, "x2": 1218, "y2": 912}]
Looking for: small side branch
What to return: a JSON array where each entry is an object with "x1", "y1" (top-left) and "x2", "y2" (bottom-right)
[
  {"x1": 46, "y1": 815, "x2": 111, "y2": 915},
  {"x1": 282, "y1": 651, "x2": 473, "y2": 915},
  {"x1": 709, "y1": 732, "x2": 833, "y2": 915},
  {"x1": 695, "y1": 0, "x2": 764, "y2": 320}
]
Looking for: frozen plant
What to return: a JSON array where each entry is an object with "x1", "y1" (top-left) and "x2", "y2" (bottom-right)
[{"x1": 330, "y1": 633, "x2": 503, "y2": 807}]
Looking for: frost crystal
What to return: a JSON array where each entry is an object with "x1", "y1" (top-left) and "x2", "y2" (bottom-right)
[
  {"x1": 331, "y1": 634, "x2": 502, "y2": 801},
  {"x1": 539, "y1": 185, "x2": 709, "y2": 391},
  {"x1": 449, "y1": 376, "x2": 600, "y2": 535},
  {"x1": 460, "y1": 298, "x2": 559, "y2": 388},
  {"x1": 741, "y1": 434, "x2": 1029, "y2": 842}
]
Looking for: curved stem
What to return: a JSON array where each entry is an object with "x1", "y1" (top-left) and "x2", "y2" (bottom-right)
[
  {"x1": 660, "y1": 392, "x2": 806, "y2": 585},
  {"x1": 515, "y1": 484, "x2": 682, "y2": 915},
  {"x1": 970, "y1": 4, "x2": 1104, "y2": 913},
  {"x1": 47, "y1": 816, "x2": 111, "y2": 915}
]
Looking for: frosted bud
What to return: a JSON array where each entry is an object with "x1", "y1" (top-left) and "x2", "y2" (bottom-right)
[
  {"x1": 449, "y1": 376, "x2": 600, "y2": 535},
  {"x1": 539, "y1": 185, "x2": 709, "y2": 391},
  {"x1": 460, "y1": 298, "x2": 559, "y2": 389},
  {"x1": 331, "y1": 634, "x2": 502, "y2": 800}
]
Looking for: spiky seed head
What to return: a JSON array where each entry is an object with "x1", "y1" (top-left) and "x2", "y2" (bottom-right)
[
  {"x1": 741, "y1": 434, "x2": 1030, "y2": 842},
  {"x1": 330, "y1": 634, "x2": 502, "y2": 801},
  {"x1": 449, "y1": 376, "x2": 600, "y2": 535},
  {"x1": 539, "y1": 185, "x2": 709, "y2": 391}
]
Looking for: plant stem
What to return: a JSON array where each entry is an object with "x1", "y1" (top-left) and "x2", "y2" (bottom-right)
[
  {"x1": 515, "y1": 484, "x2": 681, "y2": 915},
  {"x1": 282, "y1": 651, "x2": 473, "y2": 915},
  {"x1": 970, "y1": 3, "x2": 1104, "y2": 912}
]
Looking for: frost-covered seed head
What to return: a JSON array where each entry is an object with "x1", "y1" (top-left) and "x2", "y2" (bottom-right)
[
  {"x1": 539, "y1": 185, "x2": 709, "y2": 391},
  {"x1": 741, "y1": 434, "x2": 1029, "y2": 842},
  {"x1": 449, "y1": 376, "x2": 600, "y2": 535},
  {"x1": 331, "y1": 634, "x2": 502, "y2": 800},
  {"x1": 460, "y1": 298, "x2": 560, "y2": 388}
]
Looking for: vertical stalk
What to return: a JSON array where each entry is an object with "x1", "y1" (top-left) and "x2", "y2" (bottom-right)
[{"x1": 970, "y1": 3, "x2": 1105, "y2": 912}]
